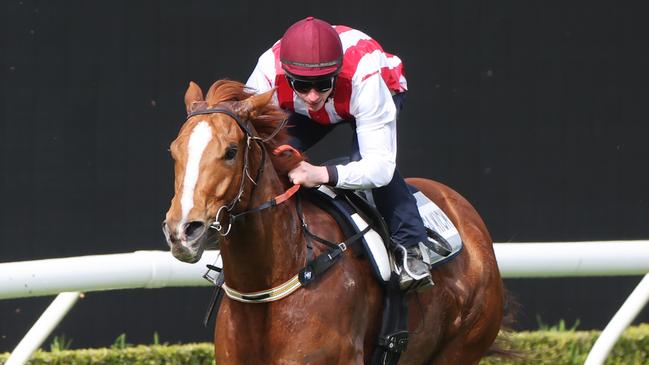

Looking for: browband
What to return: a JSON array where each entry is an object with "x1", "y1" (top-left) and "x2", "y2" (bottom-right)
[{"x1": 187, "y1": 107, "x2": 255, "y2": 137}]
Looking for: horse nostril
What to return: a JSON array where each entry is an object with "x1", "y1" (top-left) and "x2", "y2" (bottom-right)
[
  {"x1": 162, "y1": 220, "x2": 177, "y2": 244},
  {"x1": 184, "y1": 221, "x2": 205, "y2": 240},
  {"x1": 162, "y1": 220, "x2": 171, "y2": 238}
]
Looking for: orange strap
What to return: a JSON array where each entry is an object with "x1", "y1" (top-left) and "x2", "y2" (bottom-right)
[
  {"x1": 275, "y1": 183, "x2": 300, "y2": 205},
  {"x1": 273, "y1": 144, "x2": 303, "y2": 158},
  {"x1": 272, "y1": 144, "x2": 302, "y2": 204},
  {"x1": 225, "y1": 145, "x2": 304, "y2": 224}
]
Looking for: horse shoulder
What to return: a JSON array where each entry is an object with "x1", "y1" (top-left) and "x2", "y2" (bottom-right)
[{"x1": 299, "y1": 199, "x2": 383, "y2": 362}]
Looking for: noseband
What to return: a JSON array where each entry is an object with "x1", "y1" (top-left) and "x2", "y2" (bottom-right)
[{"x1": 185, "y1": 105, "x2": 293, "y2": 236}]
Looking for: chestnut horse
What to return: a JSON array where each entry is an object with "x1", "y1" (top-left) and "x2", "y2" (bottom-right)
[{"x1": 163, "y1": 80, "x2": 505, "y2": 364}]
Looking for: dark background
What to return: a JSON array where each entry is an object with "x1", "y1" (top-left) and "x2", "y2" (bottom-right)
[{"x1": 1, "y1": 0, "x2": 648, "y2": 351}]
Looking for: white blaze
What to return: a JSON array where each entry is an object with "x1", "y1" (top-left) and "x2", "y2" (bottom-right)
[{"x1": 181, "y1": 121, "x2": 213, "y2": 222}]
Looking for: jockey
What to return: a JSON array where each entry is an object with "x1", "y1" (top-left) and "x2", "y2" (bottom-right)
[{"x1": 246, "y1": 16, "x2": 440, "y2": 289}]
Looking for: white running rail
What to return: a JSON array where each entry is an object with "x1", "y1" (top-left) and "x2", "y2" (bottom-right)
[
  {"x1": 5, "y1": 292, "x2": 81, "y2": 365},
  {"x1": 584, "y1": 273, "x2": 649, "y2": 365},
  {"x1": 0, "y1": 250, "x2": 218, "y2": 300}
]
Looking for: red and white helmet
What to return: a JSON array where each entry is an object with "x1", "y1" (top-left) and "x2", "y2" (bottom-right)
[{"x1": 280, "y1": 17, "x2": 343, "y2": 78}]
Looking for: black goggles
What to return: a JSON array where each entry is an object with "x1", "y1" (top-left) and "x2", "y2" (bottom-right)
[{"x1": 286, "y1": 76, "x2": 335, "y2": 94}]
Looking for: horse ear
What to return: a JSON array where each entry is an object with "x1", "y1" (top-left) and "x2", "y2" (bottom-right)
[
  {"x1": 184, "y1": 81, "x2": 204, "y2": 114},
  {"x1": 248, "y1": 89, "x2": 275, "y2": 111},
  {"x1": 236, "y1": 89, "x2": 275, "y2": 118}
]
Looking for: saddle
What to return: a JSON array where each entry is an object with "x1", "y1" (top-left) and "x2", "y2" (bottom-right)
[{"x1": 304, "y1": 185, "x2": 463, "y2": 285}]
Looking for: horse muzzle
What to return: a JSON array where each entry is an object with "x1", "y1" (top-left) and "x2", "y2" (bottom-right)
[{"x1": 162, "y1": 220, "x2": 209, "y2": 263}]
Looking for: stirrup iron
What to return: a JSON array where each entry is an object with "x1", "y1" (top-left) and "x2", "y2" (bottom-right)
[{"x1": 397, "y1": 244, "x2": 430, "y2": 281}]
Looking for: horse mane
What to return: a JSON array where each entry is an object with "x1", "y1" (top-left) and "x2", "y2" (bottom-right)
[{"x1": 204, "y1": 80, "x2": 304, "y2": 177}]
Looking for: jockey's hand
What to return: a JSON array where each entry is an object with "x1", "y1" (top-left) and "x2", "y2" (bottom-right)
[{"x1": 288, "y1": 161, "x2": 329, "y2": 188}]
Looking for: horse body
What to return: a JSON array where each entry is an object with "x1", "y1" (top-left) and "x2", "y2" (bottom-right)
[{"x1": 164, "y1": 80, "x2": 504, "y2": 365}]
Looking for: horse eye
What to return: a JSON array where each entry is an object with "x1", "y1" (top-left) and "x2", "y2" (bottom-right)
[{"x1": 224, "y1": 146, "x2": 238, "y2": 161}]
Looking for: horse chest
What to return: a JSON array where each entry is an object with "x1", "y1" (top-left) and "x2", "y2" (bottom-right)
[{"x1": 215, "y1": 296, "x2": 368, "y2": 364}]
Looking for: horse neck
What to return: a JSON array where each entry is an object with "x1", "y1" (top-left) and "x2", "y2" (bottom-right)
[{"x1": 220, "y1": 159, "x2": 305, "y2": 292}]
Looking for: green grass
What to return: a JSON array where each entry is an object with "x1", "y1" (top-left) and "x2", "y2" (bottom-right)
[
  {"x1": 49, "y1": 334, "x2": 73, "y2": 352},
  {"x1": 536, "y1": 316, "x2": 581, "y2": 332}
]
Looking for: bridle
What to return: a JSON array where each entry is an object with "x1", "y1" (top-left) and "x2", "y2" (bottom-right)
[{"x1": 185, "y1": 105, "x2": 297, "y2": 237}]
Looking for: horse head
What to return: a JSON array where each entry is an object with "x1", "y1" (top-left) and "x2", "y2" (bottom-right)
[{"x1": 162, "y1": 80, "x2": 284, "y2": 263}]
